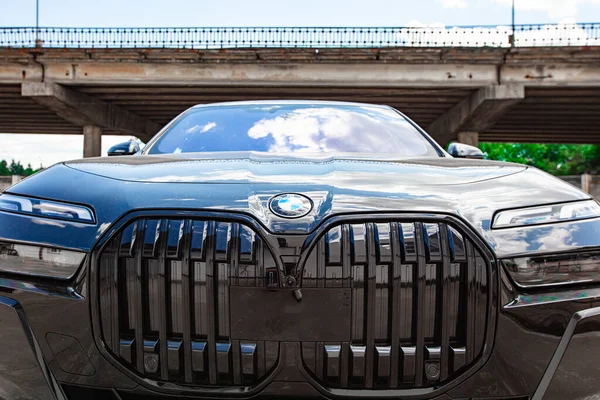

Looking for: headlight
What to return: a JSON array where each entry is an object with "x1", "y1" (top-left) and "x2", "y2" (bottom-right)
[
  {"x1": 503, "y1": 252, "x2": 600, "y2": 288},
  {"x1": 0, "y1": 241, "x2": 85, "y2": 279},
  {"x1": 492, "y1": 200, "x2": 600, "y2": 229},
  {"x1": 0, "y1": 193, "x2": 95, "y2": 224}
]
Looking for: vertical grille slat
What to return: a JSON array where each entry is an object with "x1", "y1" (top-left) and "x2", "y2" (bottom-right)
[
  {"x1": 465, "y1": 240, "x2": 477, "y2": 364},
  {"x1": 341, "y1": 224, "x2": 352, "y2": 288},
  {"x1": 413, "y1": 222, "x2": 427, "y2": 387},
  {"x1": 180, "y1": 220, "x2": 194, "y2": 383},
  {"x1": 255, "y1": 237, "x2": 264, "y2": 288},
  {"x1": 204, "y1": 220, "x2": 218, "y2": 385},
  {"x1": 133, "y1": 221, "x2": 146, "y2": 374},
  {"x1": 99, "y1": 216, "x2": 491, "y2": 391},
  {"x1": 230, "y1": 224, "x2": 242, "y2": 385},
  {"x1": 439, "y1": 224, "x2": 451, "y2": 382},
  {"x1": 315, "y1": 341, "x2": 325, "y2": 381},
  {"x1": 156, "y1": 220, "x2": 169, "y2": 380},
  {"x1": 256, "y1": 341, "x2": 266, "y2": 378},
  {"x1": 474, "y1": 252, "x2": 488, "y2": 357},
  {"x1": 389, "y1": 222, "x2": 402, "y2": 388},
  {"x1": 101, "y1": 234, "x2": 121, "y2": 358},
  {"x1": 351, "y1": 224, "x2": 365, "y2": 343},
  {"x1": 364, "y1": 223, "x2": 377, "y2": 389},
  {"x1": 316, "y1": 238, "x2": 326, "y2": 287},
  {"x1": 111, "y1": 237, "x2": 121, "y2": 357},
  {"x1": 398, "y1": 224, "x2": 414, "y2": 343},
  {"x1": 339, "y1": 342, "x2": 350, "y2": 388}
]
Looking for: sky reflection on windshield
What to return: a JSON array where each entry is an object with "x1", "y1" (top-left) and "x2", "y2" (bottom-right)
[{"x1": 148, "y1": 104, "x2": 440, "y2": 157}]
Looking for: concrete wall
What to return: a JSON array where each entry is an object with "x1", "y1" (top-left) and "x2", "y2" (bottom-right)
[
  {"x1": 0, "y1": 175, "x2": 22, "y2": 191},
  {"x1": 0, "y1": 177, "x2": 11, "y2": 191},
  {"x1": 586, "y1": 175, "x2": 600, "y2": 200}
]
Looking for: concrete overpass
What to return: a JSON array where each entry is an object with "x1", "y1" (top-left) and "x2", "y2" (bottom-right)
[{"x1": 0, "y1": 24, "x2": 599, "y2": 157}]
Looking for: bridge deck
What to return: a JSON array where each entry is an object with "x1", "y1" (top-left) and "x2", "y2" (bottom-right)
[{"x1": 1, "y1": 44, "x2": 599, "y2": 145}]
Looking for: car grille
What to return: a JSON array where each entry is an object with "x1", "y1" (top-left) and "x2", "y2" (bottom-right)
[
  {"x1": 97, "y1": 216, "x2": 491, "y2": 392},
  {"x1": 98, "y1": 218, "x2": 281, "y2": 386},
  {"x1": 301, "y1": 221, "x2": 490, "y2": 389}
]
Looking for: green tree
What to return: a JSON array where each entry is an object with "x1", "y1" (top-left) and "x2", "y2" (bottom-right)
[
  {"x1": 23, "y1": 163, "x2": 34, "y2": 176},
  {"x1": 0, "y1": 160, "x2": 8, "y2": 176},
  {"x1": 9, "y1": 160, "x2": 24, "y2": 176},
  {"x1": 478, "y1": 143, "x2": 600, "y2": 176},
  {"x1": 0, "y1": 160, "x2": 40, "y2": 177}
]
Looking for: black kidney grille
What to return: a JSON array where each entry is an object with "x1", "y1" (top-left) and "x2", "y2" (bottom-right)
[
  {"x1": 301, "y1": 221, "x2": 490, "y2": 389},
  {"x1": 98, "y1": 218, "x2": 280, "y2": 386},
  {"x1": 98, "y1": 216, "x2": 490, "y2": 391}
]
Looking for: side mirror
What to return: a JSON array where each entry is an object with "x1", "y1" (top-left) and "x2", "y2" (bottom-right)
[
  {"x1": 448, "y1": 143, "x2": 484, "y2": 159},
  {"x1": 107, "y1": 141, "x2": 141, "y2": 156}
]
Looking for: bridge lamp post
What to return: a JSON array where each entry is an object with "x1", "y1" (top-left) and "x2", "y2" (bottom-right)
[
  {"x1": 509, "y1": 0, "x2": 516, "y2": 46},
  {"x1": 35, "y1": 0, "x2": 42, "y2": 47}
]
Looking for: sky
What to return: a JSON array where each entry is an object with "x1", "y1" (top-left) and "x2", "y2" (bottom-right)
[{"x1": 1, "y1": 0, "x2": 600, "y2": 167}]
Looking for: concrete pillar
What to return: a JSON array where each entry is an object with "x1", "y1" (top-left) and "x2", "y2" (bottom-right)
[
  {"x1": 457, "y1": 131, "x2": 479, "y2": 147},
  {"x1": 83, "y1": 125, "x2": 102, "y2": 158},
  {"x1": 582, "y1": 173, "x2": 592, "y2": 194}
]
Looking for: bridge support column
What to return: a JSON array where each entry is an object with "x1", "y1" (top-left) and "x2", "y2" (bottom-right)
[
  {"x1": 457, "y1": 132, "x2": 479, "y2": 147},
  {"x1": 83, "y1": 125, "x2": 102, "y2": 158},
  {"x1": 21, "y1": 82, "x2": 161, "y2": 143},
  {"x1": 427, "y1": 84, "x2": 524, "y2": 147}
]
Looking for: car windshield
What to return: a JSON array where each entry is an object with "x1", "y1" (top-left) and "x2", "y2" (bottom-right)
[{"x1": 146, "y1": 104, "x2": 440, "y2": 157}]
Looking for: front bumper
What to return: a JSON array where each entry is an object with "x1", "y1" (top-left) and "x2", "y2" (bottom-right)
[{"x1": 2, "y1": 274, "x2": 600, "y2": 400}]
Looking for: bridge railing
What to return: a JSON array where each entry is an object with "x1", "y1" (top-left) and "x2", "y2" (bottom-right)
[{"x1": 1, "y1": 23, "x2": 599, "y2": 48}]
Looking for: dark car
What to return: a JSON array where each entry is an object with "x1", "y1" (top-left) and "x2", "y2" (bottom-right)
[{"x1": 1, "y1": 101, "x2": 600, "y2": 400}]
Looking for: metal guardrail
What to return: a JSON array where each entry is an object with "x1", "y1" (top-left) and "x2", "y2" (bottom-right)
[{"x1": 0, "y1": 24, "x2": 599, "y2": 49}]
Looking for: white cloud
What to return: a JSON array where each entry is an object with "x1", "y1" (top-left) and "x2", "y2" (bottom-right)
[
  {"x1": 0, "y1": 134, "x2": 135, "y2": 168},
  {"x1": 535, "y1": 226, "x2": 576, "y2": 251},
  {"x1": 246, "y1": 107, "x2": 431, "y2": 155},
  {"x1": 440, "y1": 0, "x2": 468, "y2": 8},
  {"x1": 493, "y1": 0, "x2": 600, "y2": 19},
  {"x1": 185, "y1": 121, "x2": 216, "y2": 134},
  {"x1": 399, "y1": 20, "x2": 596, "y2": 47}
]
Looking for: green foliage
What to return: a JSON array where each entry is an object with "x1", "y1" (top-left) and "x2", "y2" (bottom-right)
[
  {"x1": 478, "y1": 143, "x2": 600, "y2": 176},
  {"x1": 0, "y1": 160, "x2": 39, "y2": 177}
]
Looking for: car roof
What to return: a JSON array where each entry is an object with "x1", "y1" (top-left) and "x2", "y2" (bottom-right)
[{"x1": 190, "y1": 100, "x2": 391, "y2": 109}]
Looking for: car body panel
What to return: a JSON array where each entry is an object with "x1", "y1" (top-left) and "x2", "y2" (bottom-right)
[
  {"x1": 2, "y1": 101, "x2": 600, "y2": 399},
  {"x1": 5, "y1": 158, "x2": 592, "y2": 258}
]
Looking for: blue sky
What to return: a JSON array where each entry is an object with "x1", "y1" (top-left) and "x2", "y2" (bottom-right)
[
  {"x1": 1, "y1": 0, "x2": 600, "y2": 167},
  {"x1": 3, "y1": 0, "x2": 600, "y2": 29}
]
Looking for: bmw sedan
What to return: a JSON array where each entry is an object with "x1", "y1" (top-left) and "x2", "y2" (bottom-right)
[{"x1": 1, "y1": 101, "x2": 600, "y2": 400}]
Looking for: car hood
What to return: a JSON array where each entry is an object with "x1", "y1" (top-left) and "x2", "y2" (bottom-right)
[
  {"x1": 64, "y1": 153, "x2": 526, "y2": 186},
  {"x1": 7, "y1": 153, "x2": 594, "y2": 258}
]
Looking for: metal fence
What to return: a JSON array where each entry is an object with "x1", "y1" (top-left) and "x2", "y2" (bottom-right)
[{"x1": 0, "y1": 23, "x2": 599, "y2": 49}]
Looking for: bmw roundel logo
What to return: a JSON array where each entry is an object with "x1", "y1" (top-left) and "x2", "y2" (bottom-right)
[{"x1": 269, "y1": 193, "x2": 313, "y2": 219}]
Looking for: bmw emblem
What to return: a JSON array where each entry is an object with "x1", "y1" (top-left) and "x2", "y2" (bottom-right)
[{"x1": 269, "y1": 194, "x2": 313, "y2": 219}]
